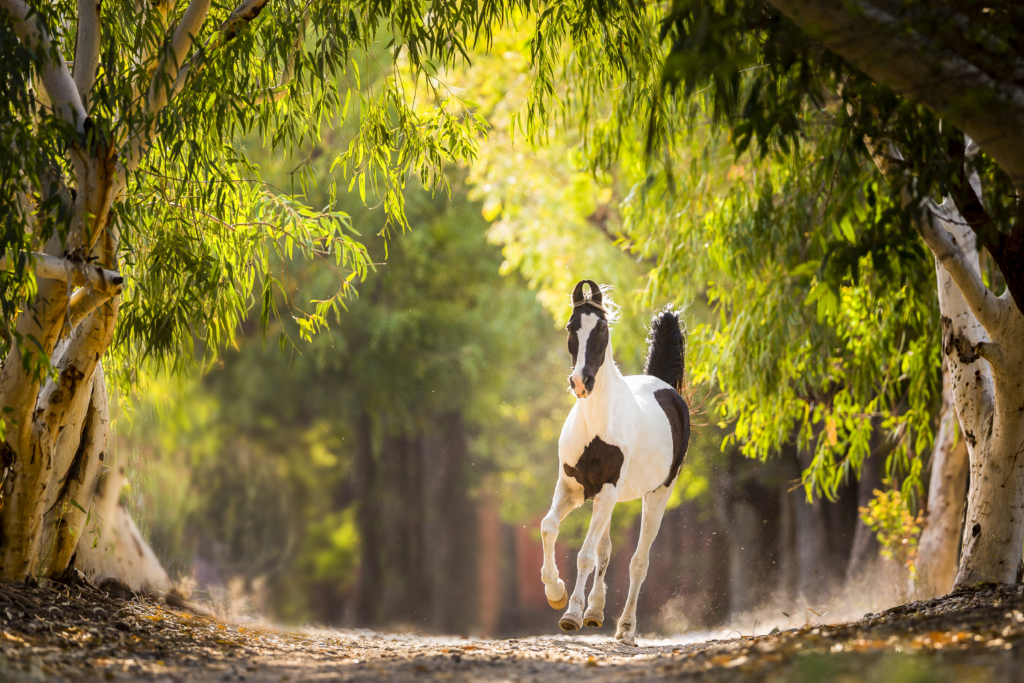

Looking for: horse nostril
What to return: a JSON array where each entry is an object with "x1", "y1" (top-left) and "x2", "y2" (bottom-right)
[{"x1": 583, "y1": 373, "x2": 595, "y2": 391}]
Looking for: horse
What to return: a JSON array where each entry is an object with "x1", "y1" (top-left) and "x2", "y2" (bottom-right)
[{"x1": 540, "y1": 279, "x2": 690, "y2": 646}]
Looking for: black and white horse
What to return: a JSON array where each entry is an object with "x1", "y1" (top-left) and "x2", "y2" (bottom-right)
[{"x1": 540, "y1": 279, "x2": 690, "y2": 645}]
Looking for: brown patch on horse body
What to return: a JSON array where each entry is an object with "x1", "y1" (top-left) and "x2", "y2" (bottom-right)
[
  {"x1": 563, "y1": 437, "x2": 624, "y2": 500},
  {"x1": 654, "y1": 388, "x2": 690, "y2": 488}
]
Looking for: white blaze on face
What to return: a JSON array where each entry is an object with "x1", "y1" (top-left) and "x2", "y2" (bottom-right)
[{"x1": 570, "y1": 312, "x2": 599, "y2": 398}]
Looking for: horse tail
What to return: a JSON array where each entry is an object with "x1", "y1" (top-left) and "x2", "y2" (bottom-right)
[{"x1": 643, "y1": 307, "x2": 686, "y2": 394}]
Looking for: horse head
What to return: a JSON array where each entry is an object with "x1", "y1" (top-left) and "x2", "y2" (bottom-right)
[{"x1": 566, "y1": 280, "x2": 609, "y2": 398}]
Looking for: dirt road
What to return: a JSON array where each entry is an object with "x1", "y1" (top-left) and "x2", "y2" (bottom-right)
[{"x1": 2, "y1": 578, "x2": 1024, "y2": 682}]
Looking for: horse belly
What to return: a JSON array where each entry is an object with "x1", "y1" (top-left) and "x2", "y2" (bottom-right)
[{"x1": 616, "y1": 396, "x2": 676, "y2": 501}]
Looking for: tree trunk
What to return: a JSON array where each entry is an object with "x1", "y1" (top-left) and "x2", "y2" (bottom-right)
[
  {"x1": 846, "y1": 421, "x2": 886, "y2": 584},
  {"x1": 788, "y1": 445, "x2": 832, "y2": 605},
  {"x1": 422, "y1": 412, "x2": 475, "y2": 633},
  {"x1": 921, "y1": 201, "x2": 1024, "y2": 589},
  {"x1": 0, "y1": 157, "x2": 169, "y2": 588},
  {"x1": 353, "y1": 412, "x2": 382, "y2": 625},
  {"x1": 915, "y1": 361, "x2": 969, "y2": 597},
  {"x1": 725, "y1": 497, "x2": 761, "y2": 617},
  {"x1": 380, "y1": 431, "x2": 427, "y2": 624},
  {"x1": 927, "y1": 201, "x2": 1024, "y2": 588},
  {"x1": 776, "y1": 474, "x2": 797, "y2": 605},
  {"x1": 860, "y1": 138, "x2": 1024, "y2": 589}
]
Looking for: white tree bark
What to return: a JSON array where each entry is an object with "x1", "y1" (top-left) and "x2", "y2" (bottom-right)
[
  {"x1": 0, "y1": 0, "x2": 87, "y2": 130},
  {"x1": 1, "y1": 0, "x2": 278, "y2": 587},
  {"x1": 915, "y1": 361, "x2": 969, "y2": 597},
  {"x1": 861, "y1": 131, "x2": 1024, "y2": 589},
  {"x1": 39, "y1": 369, "x2": 108, "y2": 576},
  {"x1": 918, "y1": 199, "x2": 1024, "y2": 587},
  {"x1": 72, "y1": 0, "x2": 101, "y2": 110},
  {"x1": 0, "y1": 252, "x2": 123, "y2": 291},
  {"x1": 73, "y1": 452, "x2": 173, "y2": 593}
]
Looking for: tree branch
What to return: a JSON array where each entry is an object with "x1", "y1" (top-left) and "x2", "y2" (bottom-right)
[
  {"x1": 917, "y1": 196, "x2": 1009, "y2": 337},
  {"x1": 218, "y1": 0, "x2": 268, "y2": 43},
  {"x1": 169, "y1": 0, "x2": 272, "y2": 100},
  {"x1": 146, "y1": 0, "x2": 211, "y2": 115},
  {"x1": 250, "y1": 7, "x2": 307, "y2": 105},
  {"x1": 72, "y1": 0, "x2": 100, "y2": 110},
  {"x1": 129, "y1": 0, "x2": 176, "y2": 105},
  {"x1": 864, "y1": 137, "x2": 1009, "y2": 336},
  {"x1": 35, "y1": 292, "x2": 117, "y2": 443},
  {"x1": 767, "y1": 0, "x2": 1024, "y2": 191},
  {"x1": 0, "y1": 0, "x2": 87, "y2": 130},
  {"x1": 67, "y1": 286, "x2": 114, "y2": 329},
  {"x1": 948, "y1": 135, "x2": 992, "y2": 241},
  {"x1": 947, "y1": 137, "x2": 1024, "y2": 315},
  {"x1": 121, "y1": 0, "x2": 272, "y2": 177},
  {"x1": 0, "y1": 252, "x2": 123, "y2": 293}
]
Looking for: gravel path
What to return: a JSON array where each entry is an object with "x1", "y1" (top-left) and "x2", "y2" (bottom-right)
[{"x1": 3, "y1": 578, "x2": 1024, "y2": 682}]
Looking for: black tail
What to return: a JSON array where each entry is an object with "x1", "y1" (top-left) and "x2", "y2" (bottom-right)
[{"x1": 643, "y1": 308, "x2": 686, "y2": 393}]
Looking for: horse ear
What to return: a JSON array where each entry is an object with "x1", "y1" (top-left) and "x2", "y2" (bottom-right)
[
  {"x1": 572, "y1": 280, "x2": 587, "y2": 307},
  {"x1": 585, "y1": 280, "x2": 602, "y2": 305}
]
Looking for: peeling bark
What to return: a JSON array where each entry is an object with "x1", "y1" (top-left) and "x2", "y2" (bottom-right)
[
  {"x1": 40, "y1": 369, "x2": 109, "y2": 577},
  {"x1": 926, "y1": 203, "x2": 1024, "y2": 589}
]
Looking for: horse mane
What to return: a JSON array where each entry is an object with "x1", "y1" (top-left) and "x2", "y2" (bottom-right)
[{"x1": 643, "y1": 307, "x2": 686, "y2": 393}]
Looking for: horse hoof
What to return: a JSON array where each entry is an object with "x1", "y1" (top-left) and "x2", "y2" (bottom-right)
[
  {"x1": 615, "y1": 631, "x2": 636, "y2": 646},
  {"x1": 559, "y1": 613, "x2": 583, "y2": 632},
  {"x1": 583, "y1": 612, "x2": 603, "y2": 628},
  {"x1": 546, "y1": 580, "x2": 567, "y2": 610}
]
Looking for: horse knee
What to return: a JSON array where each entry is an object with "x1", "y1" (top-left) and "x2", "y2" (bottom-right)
[
  {"x1": 629, "y1": 554, "x2": 649, "y2": 578},
  {"x1": 541, "y1": 514, "x2": 559, "y2": 539},
  {"x1": 577, "y1": 549, "x2": 597, "y2": 573}
]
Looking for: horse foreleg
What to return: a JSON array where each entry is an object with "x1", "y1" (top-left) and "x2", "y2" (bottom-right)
[
  {"x1": 560, "y1": 485, "x2": 616, "y2": 632},
  {"x1": 616, "y1": 484, "x2": 672, "y2": 646},
  {"x1": 541, "y1": 477, "x2": 582, "y2": 610},
  {"x1": 583, "y1": 530, "x2": 612, "y2": 627}
]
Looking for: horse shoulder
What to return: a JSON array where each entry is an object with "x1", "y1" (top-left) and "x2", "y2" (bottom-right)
[{"x1": 557, "y1": 405, "x2": 588, "y2": 465}]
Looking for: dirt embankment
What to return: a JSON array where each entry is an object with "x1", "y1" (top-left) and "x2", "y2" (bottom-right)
[{"x1": 2, "y1": 577, "x2": 1024, "y2": 682}]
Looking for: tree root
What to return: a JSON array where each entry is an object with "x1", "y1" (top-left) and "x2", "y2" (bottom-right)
[{"x1": 0, "y1": 584, "x2": 40, "y2": 613}]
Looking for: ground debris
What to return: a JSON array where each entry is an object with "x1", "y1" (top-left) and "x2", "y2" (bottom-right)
[{"x1": 2, "y1": 581, "x2": 1024, "y2": 681}]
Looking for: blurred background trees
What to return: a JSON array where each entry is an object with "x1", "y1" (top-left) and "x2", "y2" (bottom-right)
[{"x1": 96, "y1": 0, "x2": 1024, "y2": 637}]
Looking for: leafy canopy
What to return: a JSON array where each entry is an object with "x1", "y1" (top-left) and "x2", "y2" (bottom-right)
[{"x1": 457, "y1": 2, "x2": 1022, "y2": 499}]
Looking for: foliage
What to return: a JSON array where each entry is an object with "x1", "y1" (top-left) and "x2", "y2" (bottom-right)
[
  {"x1": 444, "y1": 22, "x2": 934, "y2": 503},
  {"x1": 1, "y1": 0, "x2": 590, "y2": 399},
  {"x1": 859, "y1": 488, "x2": 924, "y2": 582},
  {"x1": 623, "y1": 120, "x2": 941, "y2": 502},
  {"x1": 120, "y1": 171, "x2": 570, "y2": 621}
]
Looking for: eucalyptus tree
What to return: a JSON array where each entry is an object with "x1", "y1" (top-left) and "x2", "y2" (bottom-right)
[{"x1": 0, "y1": 0, "x2": 514, "y2": 585}]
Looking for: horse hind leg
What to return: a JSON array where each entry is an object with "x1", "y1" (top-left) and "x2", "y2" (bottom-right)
[
  {"x1": 583, "y1": 530, "x2": 612, "y2": 628},
  {"x1": 560, "y1": 485, "x2": 616, "y2": 632},
  {"x1": 616, "y1": 484, "x2": 672, "y2": 646},
  {"x1": 541, "y1": 477, "x2": 582, "y2": 610}
]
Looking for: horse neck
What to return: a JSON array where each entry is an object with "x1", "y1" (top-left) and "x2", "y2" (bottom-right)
[{"x1": 580, "y1": 342, "x2": 627, "y2": 425}]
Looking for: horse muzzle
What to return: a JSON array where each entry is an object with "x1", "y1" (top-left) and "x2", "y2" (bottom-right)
[{"x1": 569, "y1": 372, "x2": 595, "y2": 398}]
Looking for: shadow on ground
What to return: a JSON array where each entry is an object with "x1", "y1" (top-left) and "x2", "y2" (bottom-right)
[{"x1": 1, "y1": 578, "x2": 1023, "y2": 681}]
